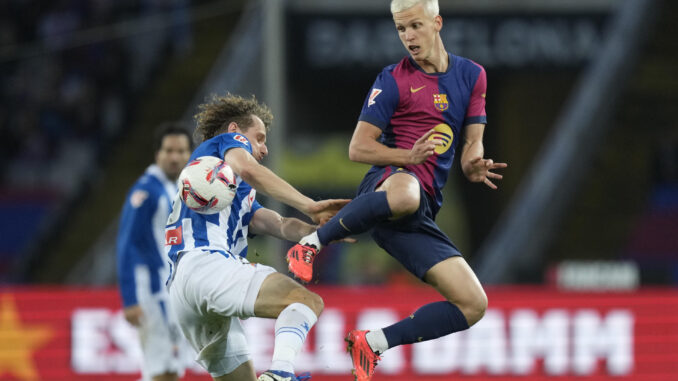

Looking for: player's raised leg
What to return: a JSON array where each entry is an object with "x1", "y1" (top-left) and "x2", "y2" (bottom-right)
[{"x1": 287, "y1": 172, "x2": 420, "y2": 282}]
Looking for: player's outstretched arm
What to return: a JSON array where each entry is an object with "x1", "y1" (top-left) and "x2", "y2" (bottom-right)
[
  {"x1": 249, "y1": 207, "x2": 356, "y2": 244},
  {"x1": 305, "y1": 198, "x2": 351, "y2": 225},
  {"x1": 349, "y1": 121, "x2": 442, "y2": 166},
  {"x1": 225, "y1": 147, "x2": 350, "y2": 222},
  {"x1": 249, "y1": 208, "x2": 316, "y2": 242},
  {"x1": 460, "y1": 123, "x2": 507, "y2": 189}
]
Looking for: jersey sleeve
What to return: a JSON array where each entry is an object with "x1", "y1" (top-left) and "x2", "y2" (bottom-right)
[
  {"x1": 116, "y1": 185, "x2": 159, "y2": 307},
  {"x1": 218, "y1": 133, "x2": 253, "y2": 158},
  {"x1": 464, "y1": 64, "x2": 488, "y2": 126},
  {"x1": 358, "y1": 69, "x2": 400, "y2": 130}
]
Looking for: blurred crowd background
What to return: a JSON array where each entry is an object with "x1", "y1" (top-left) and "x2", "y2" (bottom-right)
[{"x1": 0, "y1": 0, "x2": 676, "y2": 289}]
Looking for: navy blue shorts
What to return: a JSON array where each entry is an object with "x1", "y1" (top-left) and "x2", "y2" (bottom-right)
[{"x1": 357, "y1": 166, "x2": 462, "y2": 280}]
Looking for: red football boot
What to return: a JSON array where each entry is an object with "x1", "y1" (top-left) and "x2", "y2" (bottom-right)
[
  {"x1": 345, "y1": 329, "x2": 381, "y2": 381},
  {"x1": 286, "y1": 243, "x2": 318, "y2": 283}
]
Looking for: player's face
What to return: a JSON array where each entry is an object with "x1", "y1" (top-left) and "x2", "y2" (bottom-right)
[
  {"x1": 156, "y1": 134, "x2": 191, "y2": 180},
  {"x1": 393, "y1": 4, "x2": 442, "y2": 63},
  {"x1": 240, "y1": 116, "x2": 268, "y2": 162}
]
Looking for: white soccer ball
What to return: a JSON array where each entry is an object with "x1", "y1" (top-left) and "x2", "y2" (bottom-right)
[{"x1": 178, "y1": 156, "x2": 237, "y2": 214}]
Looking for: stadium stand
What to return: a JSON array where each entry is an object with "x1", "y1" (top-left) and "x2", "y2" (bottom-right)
[{"x1": 0, "y1": 0, "x2": 246, "y2": 282}]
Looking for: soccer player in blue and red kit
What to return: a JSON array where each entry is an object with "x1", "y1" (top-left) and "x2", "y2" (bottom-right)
[{"x1": 286, "y1": 1, "x2": 507, "y2": 380}]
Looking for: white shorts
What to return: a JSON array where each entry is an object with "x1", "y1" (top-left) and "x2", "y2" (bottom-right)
[
  {"x1": 135, "y1": 268, "x2": 186, "y2": 380},
  {"x1": 168, "y1": 249, "x2": 276, "y2": 377}
]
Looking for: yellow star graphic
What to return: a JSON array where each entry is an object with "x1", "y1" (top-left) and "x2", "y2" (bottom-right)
[{"x1": 0, "y1": 294, "x2": 53, "y2": 381}]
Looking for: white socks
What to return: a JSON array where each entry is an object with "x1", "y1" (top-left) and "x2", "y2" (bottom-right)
[
  {"x1": 270, "y1": 303, "x2": 318, "y2": 373},
  {"x1": 365, "y1": 329, "x2": 389, "y2": 355},
  {"x1": 300, "y1": 231, "x2": 322, "y2": 250}
]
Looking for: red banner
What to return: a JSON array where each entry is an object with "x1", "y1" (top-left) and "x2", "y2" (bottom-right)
[{"x1": 0, "y1": 286, "x2": 677, "y2": 380}]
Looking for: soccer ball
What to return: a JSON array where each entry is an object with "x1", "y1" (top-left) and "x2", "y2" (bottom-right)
[{"x1": 178, "y1": 156, "x2": 237, "y2": 214}]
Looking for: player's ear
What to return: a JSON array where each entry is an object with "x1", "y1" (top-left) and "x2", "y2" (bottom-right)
[
  {"x1": 226, "y1": 122, "x2": 239, "y2": 133},
  {"x1": 434, "y1": 15, "x2": 442, "y2": 32}
]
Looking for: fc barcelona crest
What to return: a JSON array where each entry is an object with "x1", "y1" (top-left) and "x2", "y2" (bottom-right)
[{"x1": 433, "y1": 94, "x2": 449, "y2": 111}]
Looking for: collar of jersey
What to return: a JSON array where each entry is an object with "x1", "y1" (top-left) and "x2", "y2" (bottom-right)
[{"x1": 407, "y1": 52, "x2": 454, "y2": 77}]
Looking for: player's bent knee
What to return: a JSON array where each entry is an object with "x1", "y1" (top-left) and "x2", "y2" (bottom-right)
[
  {"x1": 387, "y1": 189, "x2": 419, "y2": 217},
  {"x1": 309, "y1": 291, "x2": 324, "y2": 316},
  {"x1": 462, "y1": 293, "x2": 488, "y2": 326},
  {"x1": 381, "y1": 174, "x2": 421, "y2": 217},
  {"x1": 288, "y1": 286, "x2": 324, "y2": 317}
]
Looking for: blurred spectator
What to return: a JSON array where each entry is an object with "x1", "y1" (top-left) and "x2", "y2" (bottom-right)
[{"x1": 0, "y1": 0, "x2": 195, "y2": 281}]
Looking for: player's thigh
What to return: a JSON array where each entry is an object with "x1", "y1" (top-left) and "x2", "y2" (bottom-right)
[
  {"x1": 174, "y1": 250, "x2": 277, "y2": 319},
  {"x1": 253, "y1": 272, "x2": 323, "y2": 318},
  {"x1": 168, "y1": 251, "x2": 260, "y2": 374},
  {"x1": 372, "y1": 221, "x2": 461, "y2": 279},
  {"x1": 424, "y1": 256, "x2": 487, "y2": 325},
  {"x1": 213, "y1": 360, "x2": 256, "y2": 381},
  {"x1": 376, "y1": 172, "x2": 421, "y2": 218}
]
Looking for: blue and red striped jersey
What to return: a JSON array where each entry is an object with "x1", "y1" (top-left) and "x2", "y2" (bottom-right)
[{"x1": 358, "y1": 53, "x2": 487, "y2": 212}]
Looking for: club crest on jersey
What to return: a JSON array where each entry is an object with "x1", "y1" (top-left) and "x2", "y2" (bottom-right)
[
  {"x1": 368, "y1": 88, "x2": 382, "y2": 107},
  {"x1": 433, "y1": 93, "x2": 449, "y2": 111},
  {"x1": 130, "y1": 189, "x2": 148, "y2": 208},
  {"x1": 234, "y1": 134, "x2": 249, "y2": 145}
]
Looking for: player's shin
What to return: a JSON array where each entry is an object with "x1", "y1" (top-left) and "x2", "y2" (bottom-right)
[
  {"x1": 382, "y1": 301, "x2": 469, "y2": 348},
  {"x1": 270, "y1": 303, "x2": 318, "y2": 373},
  {"x1": 316, "y1": 191, "x2": 392, "y2": 245}
]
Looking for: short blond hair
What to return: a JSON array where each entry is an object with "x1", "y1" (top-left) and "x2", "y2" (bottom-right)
[{"x1": 391, "y1": 0, "x2": 439, "y2": 17}]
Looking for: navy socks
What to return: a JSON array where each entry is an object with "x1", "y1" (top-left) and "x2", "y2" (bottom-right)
[
  {"x1": 383, "y1": 301, "x2": 470, "y2": 348},
  {"x1": 317, "y1": 192, "x2": 392, "y2": 245}
]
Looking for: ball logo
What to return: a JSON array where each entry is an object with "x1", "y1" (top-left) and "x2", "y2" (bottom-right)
[{"x1": 427, "y1": 124, "x2": 454, "y2": 155}]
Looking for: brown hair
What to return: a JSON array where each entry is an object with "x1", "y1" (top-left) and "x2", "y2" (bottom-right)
[{"x1": 193, "y1": 93, "x2": 273, "y2": 142}]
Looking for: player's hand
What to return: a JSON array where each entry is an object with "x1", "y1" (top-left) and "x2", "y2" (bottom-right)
[
  {"x1": 123, "y1": 305, "x2": 144, "y2": 327},
  {"x1": 409, "y1": 129, "x2": 443, "y2": 164},
  {"x1": 463, "y1": 157, "x2": 508, "y2": 189},
  {"x1": 305, "y1": 199, "x2": 351, "y2": 224}
]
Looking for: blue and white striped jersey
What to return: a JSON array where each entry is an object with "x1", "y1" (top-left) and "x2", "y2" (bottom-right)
[
  {"x1": 117, "y1": 164, "x2": 177, "y2": 307},
  {"x1": 165, "y1": 133, "x2": 263, "y2": 263}
]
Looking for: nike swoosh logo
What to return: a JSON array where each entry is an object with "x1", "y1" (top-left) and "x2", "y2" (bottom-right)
[
  {"x1": 410, "y1": 85, "x2": 426, "y2": 93},
  {"x1": 339, "y1": 218, "x2": 351, "y2": 232}
]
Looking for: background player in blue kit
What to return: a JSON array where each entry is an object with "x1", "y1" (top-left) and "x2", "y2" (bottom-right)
[
  {"x1": 116, "y1": 123, "x2": 193, "y2": 381},
  {"x1": 165, "y1": 94, "x2": 349, "y2": 381},
  {"x1": 286, "y1": 0, "x2": 507, "y2": 380}
]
